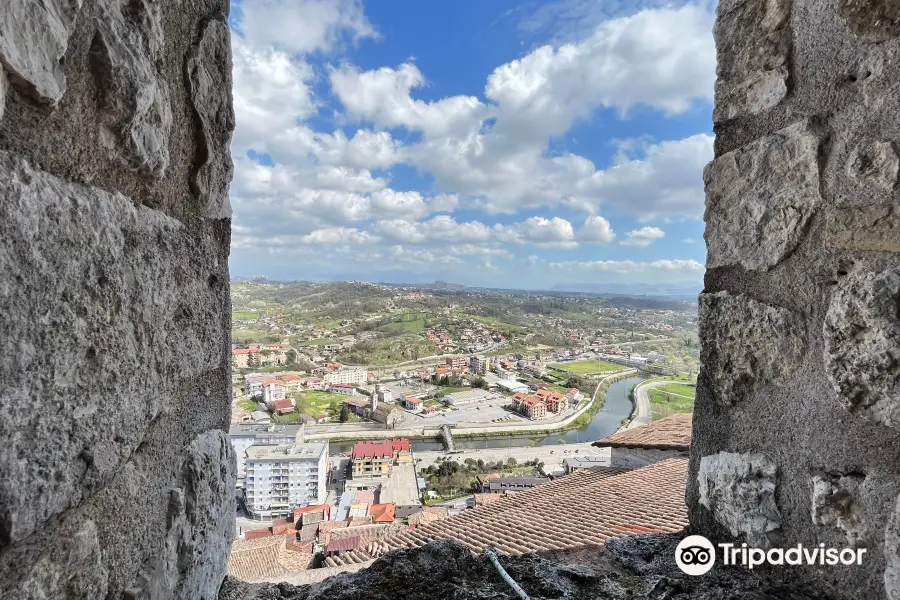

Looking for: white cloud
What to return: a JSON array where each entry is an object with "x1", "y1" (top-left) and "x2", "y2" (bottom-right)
[
  {"x1": 493, "y1": 217, "x2": 578, "y2": 248},
  {"x1": 236, "y1": 0, "x2": 377, "y2": 54},
  {"x1": 682, "y1": 237, "x2": 698, "y2": 244},
  {"x1": 577, "y1": 215, "x2": 616, "y2": 243},
  {"x1": 620, "y1": 226, "x2": 665, "y2": 247},
  {"x1": 549, "y1": 258, "x2": 704, "y2": 273},
  {"x1": 329, "y1": 63, "x2": 493, "y2": 138}
]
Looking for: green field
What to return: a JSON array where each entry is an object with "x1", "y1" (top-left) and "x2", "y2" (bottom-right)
[
  {"x1": 232, "y1": 311, "x2": 260, "y2": 320},
  {"x1": 553, "y1": 360, "x2": 628, "y2": 375},
  {"x1": 292, "y1": 391, "x2": 347, "y2": 416},
  {"x1": 232, "y1": 328, "x2": 282, "y2": 344},
  {"x1": 380, "y1": 319, "x2": 426, "y2": 334},
  {"x1": 648, "y1": 383, "x2": 695, "y2": 419},
  {"x1": 236, "y1": 400, "x2": 259, "y2": 413}
]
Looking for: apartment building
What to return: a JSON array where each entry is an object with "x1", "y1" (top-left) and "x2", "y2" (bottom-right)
[
  {"x1": 244, "y1": 440, "x2": 329, "y2": 520},
  {"x1": 445, "y1": 356, "x2": 467, "y2": 369},
  {"x1": 232, "y1": 347, "x2": 260, "y2": 369},
  {"x1": 229, "y1": 424, "x2": 296, "y2": 477},
  {"x1": 324, "y1": 367, "x2": 368, "y2": 386},
  {"x1": 469, "y1": 355, "x2": 490, "y2": 375},
  {"x1": 263, "y1": 379, "x2": 286, "y2": 405},
  {"x1": 512, "y1": 394, "x2": 548, "y2": 420},
  {"x1": 350, "y1": 439, "x2": 411, "y2": 479}
]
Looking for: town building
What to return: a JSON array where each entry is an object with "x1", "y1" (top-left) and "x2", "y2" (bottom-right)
[
  {"x1": 445, "y1": 356, "x2": 467, "y2": 369},
  {"x1": 350, "y1": 439, "x2": 411, "y2": 480},
  {"x1": 229, "y1": 424, "x2": 296, "y2": 478},
  {"x1": 324, "y1": 367, "x2": 368, "y2": 386},
  {"x1": 330, "y1": 383, "x2": 357, "y2": 396},
  {"x1": 403, "y1": 397, "x2": 422, "y2": 412},
  {"x1": 342, "y1": 396, "x2": 370, "y2": 417},
  {"x1": 591, "y1": 414, "x2": 692, "y2": 469},
  {"x1": 263, "y1": 379, "x2": 286, "y2": 406},
  {"x1": 496, "y1": 379, "x2": 529, "y2": 394},
  {"x1": 478, "y1": 476, "x2": 550, "y2": 494},
  {"x1": 244, "y1": 430, "x2": 329, "y2": 520},
  {"x1": 563, "y1": 456, "x2": 614, "y2": 474},
  {"x1": 232, "y1": 347, "x2": 260, "y2": 369},
  {"x1": 372, "y1": 404, "x2": 404, "y2": 428},
  {"x1": 566, "y1": 388, "x2": 583, "y2": 404},
  {"x1": 469, "y1": 355, "x2": 490, "y2": 375},
  {"x1": 273, "y1": 399, "x2": 294, "y2": 415}
]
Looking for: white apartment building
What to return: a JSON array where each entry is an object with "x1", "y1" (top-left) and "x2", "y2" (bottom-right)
[
  {"x1": 229, "y1": 424, "x2": 296, "y2": 477},
  {"x1": 469, "y1": 355, "x2": 489, "y2": 375},
  {"x1": 263, "y1": 380, "x2": 285, "y2": 405},
  {"x1": 324, "y1": 367, "x2": 368, "y2": 386},
  {"x1": 244, "y1": 440, "x2": 329, "y2": 520}
]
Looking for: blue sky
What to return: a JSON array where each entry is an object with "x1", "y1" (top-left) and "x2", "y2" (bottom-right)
[{"x1": 227, "y1": 0, "x2": 715, "y2": 289}]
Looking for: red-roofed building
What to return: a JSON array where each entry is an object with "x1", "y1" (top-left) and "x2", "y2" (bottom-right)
[
  {"x1": 592, "y1": 414, "x2": 693, "y2": 469},
  {"x1": 274, "y1": 399, "x2": 294, "y2": 415},
  {"x1": 370, "y1": 503, "x2": 396, "y2": 523},
  {"x1": 545, "y1": 392, "x2": 567, "y2": 414},
  {"x1": 330, "y1": 383, "x2": 357, "y2": 396},
  {"x1": 404, "y1": 396, "x2": 423, "y2": 411},
  {"x1": 263, "y1": 379, "x2": 286, "y2": 405},
  {"x1": 294, "y1": 504, "x2": 330, "y2": 525},
  {"x1": 232, "y1": 347, "x2": 261, "y2": 369},
  {"x1": 351, "y1": 439, "x2": 411, "y2": 478},
  {"x1": 325, "y1": 535, "x2": 361, "y2": 557}
]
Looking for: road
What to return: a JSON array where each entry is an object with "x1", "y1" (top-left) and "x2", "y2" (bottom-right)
[{"x1": 626, "y1": 379, "x2": 686, "y2": 429}]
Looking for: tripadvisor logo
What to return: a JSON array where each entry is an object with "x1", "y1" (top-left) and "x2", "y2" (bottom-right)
[
  {"x1": 675, "y1": 535, "x2": 716, "y2": 575},
  {"x1": 675, "y1": 535, "x2": 868, "y2": 576}
]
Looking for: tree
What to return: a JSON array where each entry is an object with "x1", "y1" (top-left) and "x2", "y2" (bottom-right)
[
  {"x1": 506, "y1": 457, "x2": 517, "y2": 467},
  {"x1": 339, "y1": 403, "x2": 350, "y2": 423},
  {"x1": 286, "y1": 349, "x2": 298, "y2": 365}
]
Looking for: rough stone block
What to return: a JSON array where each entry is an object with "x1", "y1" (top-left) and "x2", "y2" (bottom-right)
[
  {"x1": 713, "y1": 0, "x2": 791, "y2": 122},
  {"x1": 824, "y1": 266, "x2": 900, "y2": 428},
  {"x1": 698, "y1": 452, "x2": 781, "y2": 547},
  {"x1": 127, "y1": 430, "x2": 236, "y2": 599},
  {"x1": 186, "y1": 17, "x2": 235, "y2": 219},
  {"x1": 847, "y1": 140, "x2": 900, "y2": 191},
  {"x1": 840, "y1": 0, "x2": 900, "y2": 42},
  {"x1": 89, "y1": 0, "x2": 172, "y2": 176},
  {"x1": 699, "y1": 292, "x2": 805, "y2": 405},
  {"x1": 19, "y1": 520, "x2": 109, "y2": 599},
  {"x1": 0, "y1": 150, "x2": 228, "y2": 545},
  {"x1": 704, "y1": 121, "x2": 822, "y2": 271},
  {"x1": 811, "y1": 473, "x2": 868, "y2": 546},
  {"x1": 826, "y1": 205, "x2": 900, "y2": 253},
  {"x1": 887, "y1": 492, "x2": 900, "y2": 600},
  {"x1": 0, "y1": 0, "x2": 82, "y2": 104}
]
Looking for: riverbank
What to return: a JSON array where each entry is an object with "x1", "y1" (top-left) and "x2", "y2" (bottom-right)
[{"x1": 304, "y1": 370, "x2": 638, "y2": 445}]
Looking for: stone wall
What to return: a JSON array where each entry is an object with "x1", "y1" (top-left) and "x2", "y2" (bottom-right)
[
  {"x1": 0, "y1": 0, "x2": 235, "y2": 598},
  {"x1": 690, "y1": 1, "x2": 900, "y2": 598}
]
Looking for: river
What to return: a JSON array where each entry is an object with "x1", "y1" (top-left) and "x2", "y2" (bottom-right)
[{"x1": 329, "y1": 376, "x2": 645, "y2": 454}]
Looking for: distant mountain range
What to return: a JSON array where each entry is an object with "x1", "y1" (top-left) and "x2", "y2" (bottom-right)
[
  {"x1": 233, "y1": 276, "x2": 701, "y2": 300},
  {"x1": 548, "y1": 282, "x2": 702, "y2": 298}
]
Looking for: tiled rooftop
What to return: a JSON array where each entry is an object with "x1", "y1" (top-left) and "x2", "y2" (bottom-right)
[
  {"x1": 227, "y1": 536, "x2": 313, "y2": 582},
  {"x1": 592, "y1": 414, "x2": 693, "y2": 450},
  {"x1": 381, "y1": 459, "x2": 688, "y2": 556}
]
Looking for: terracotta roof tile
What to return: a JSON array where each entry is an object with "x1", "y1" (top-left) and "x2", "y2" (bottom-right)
[
  {"x1": 592, "y1": 414, "x2": 693, "y2": 450},
  {"x1": 227, "y1": 536, "x2": 313, "y2": 582},
  {"x1": 382, "y1": 459, "x2": 688, "y2": 556}
]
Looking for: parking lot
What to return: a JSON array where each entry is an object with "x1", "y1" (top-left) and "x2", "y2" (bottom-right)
[{"x1": 404, "y1": 395, "x2": 529, "y2": 427}]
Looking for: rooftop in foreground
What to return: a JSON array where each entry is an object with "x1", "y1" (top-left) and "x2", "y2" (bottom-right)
[{"x1": 592, "y1": 414, "x2": 693, "y2": 450}]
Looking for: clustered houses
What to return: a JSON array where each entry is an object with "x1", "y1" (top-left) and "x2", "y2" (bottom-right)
[
  {"x1": 445, "y1": 355, "x2": 467, "y2": 369},
  {"x1": 232, "y1": 342, "x2": 290, "y2": 369},
  {"x1": 510, "y1": 389, "x2": 570, "y2": 420}
]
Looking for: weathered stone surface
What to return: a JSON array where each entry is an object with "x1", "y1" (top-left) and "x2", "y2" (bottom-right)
[
  {"x1": 887, "y1": 493, "x2": 900, "y2": 600},
  {"x1": 0, "y1": 0, "x2": 82, "y2": 103},
  {"x1": 127, "y1": 430, "x2": 236, "y2": 600},
  {"x1": 699, "y1": 292, "x2": 805, "y2": 405},
  {"x1": 826, "y1": 205, "x2": 900, "y2": 253},
  {"x1": 220, "y1": 536, "x2": 827, "y2": 600},
  {"x1": 704, "y1": 121, "x2": 822, "y2": 271},
  {"x1": 0, "y1": 150, "x2": 227, "y2": 545},
  {"x1": 713, "y1": 0, "x2": 791, "y2": 122},
  {"x1": 824, "y1": 266, "x2": 900, "y2": 428},
  {"x1": 847, "y1": 140, "x2": 900, "y2": 191},
  {"x1": 698, "y1": 452, "x2": 781, "y2": 547},
  {"x1": 20, "y1": 520, "x2": 109, "y2": 600},
  {"x1": 186, "y1": 17, "x2": 235, "y2": 219},
  {"x1": 840, "y1": 0, "x2": 900, "y2": 42},
  {"x1": 89, "y1": 0, "x2": 173, "y2": 176},
  {"x1": 0, "y1": 68, "x2": 7, "y2": 121},
  {"x1": 811, "y1": 473, "x2": 868, "y2": 546}
]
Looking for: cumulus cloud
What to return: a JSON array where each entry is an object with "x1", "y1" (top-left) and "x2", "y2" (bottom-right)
[
  {"x1": 577, "y1": 215, "x2": 616, "y2": 243},
  {"x1": 620, "y1": 226, "x2": 665, "y2": 247}
]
